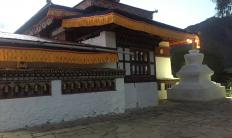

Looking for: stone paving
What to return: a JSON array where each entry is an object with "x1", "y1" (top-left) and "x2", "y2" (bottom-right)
[{"x1": 2, "y1": 99, "x2": 232, "y2": 138}]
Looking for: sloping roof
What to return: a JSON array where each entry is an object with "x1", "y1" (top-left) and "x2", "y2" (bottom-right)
[
  {"x1": 15, "y1": 4, "x2": 83, "y2": 34},
  {"x1": 64, "y1": 9, "x2": 186, "y2": 33},
  {"x1": 62, "y1": 10, "x2": 198, "y2": 41},
  {"x1": 74, "y1": 0, "x2": 154, "y2": 19},
  {"x1": 0, "y1": 32, "x2": 54, "y2": 43},
  {"x1": 0, "y1": 32, "x2": 116, "y2": 52},
  {"x1": 0, "y1": 32, "x2": 117, "y2": 64},
  {"x1": 15, "y1": 1, "x2": 198, "y2": 44}
]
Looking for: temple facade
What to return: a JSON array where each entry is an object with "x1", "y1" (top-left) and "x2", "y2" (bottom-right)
[{"x1": 0, "y1": 0, "x2": 199, "y2": 131}]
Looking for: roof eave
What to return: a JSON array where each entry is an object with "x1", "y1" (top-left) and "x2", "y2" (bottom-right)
[
  {"x1": 62, "y1": 11, "x2": 198, "y2": 41},
  {"x1": 15, "y1": 4, "x2": 84, "y2": 34},
  {"x1": 15, "y1": 4, "x2": 51, "y2": 34}
]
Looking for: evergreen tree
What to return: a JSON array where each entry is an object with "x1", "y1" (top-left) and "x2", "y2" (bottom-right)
[{"x1": 212, "y1": 0, "x2": 232, "y2": 17}]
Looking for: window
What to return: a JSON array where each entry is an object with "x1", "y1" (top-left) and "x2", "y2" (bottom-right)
[
  {"x1": 117, "y1": 47, "x2": 156, "y2": 83},
  {"x1": 115, "y1": 30, "x2": 157, "y2": 82},
  {"x1": 130, "y1": 49, "x2": 150, "y2": 76}
]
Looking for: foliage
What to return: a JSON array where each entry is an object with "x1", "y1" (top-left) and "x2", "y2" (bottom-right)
[
  {"x1": 216, "y1": 73, "x2": 232, "y2": 97},
  {"x1": 186, "y1": 16, "x2": 232, "y2": 69},
  {"x1": 212, "y1": 0, "x2": 232, "y2": 17},
  {"x1": 202, "y1": 49, "x2": 224, "y2": 75}
]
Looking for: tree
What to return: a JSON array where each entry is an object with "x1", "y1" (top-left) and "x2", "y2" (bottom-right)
[{"x1": 212, "y1": 0, "x2": 232, "y2": 17}]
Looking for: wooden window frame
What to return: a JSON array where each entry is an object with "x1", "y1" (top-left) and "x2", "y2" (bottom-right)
[{"x1": 117, "y1": 47, "x2": 156, "y2": 83}]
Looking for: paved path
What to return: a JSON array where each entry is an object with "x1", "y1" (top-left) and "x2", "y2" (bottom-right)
[{"x1": 1, "y1": 99, "x2": 232, "y2": 138}]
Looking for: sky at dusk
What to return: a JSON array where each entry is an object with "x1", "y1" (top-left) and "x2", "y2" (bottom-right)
[{"x1": 0, "y1": 0, "x2": 216, "y2": 33}]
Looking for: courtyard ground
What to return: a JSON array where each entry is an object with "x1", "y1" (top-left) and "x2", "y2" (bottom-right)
[{"x1": 1, "y1": 99, "x2": 232, "y2": 138}]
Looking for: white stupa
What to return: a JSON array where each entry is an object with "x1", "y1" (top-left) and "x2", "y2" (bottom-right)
[{"x1": 167, "y1": 49, "x2": 226, "y2": 101}]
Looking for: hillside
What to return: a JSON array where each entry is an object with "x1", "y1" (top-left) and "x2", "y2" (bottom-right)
[{"x1": 186, "y1": 16, "x2": 232, "y2": 69}]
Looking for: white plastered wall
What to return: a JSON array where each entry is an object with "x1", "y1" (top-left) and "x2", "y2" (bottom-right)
[
  {"x1": 124, "y1": 82, "x2": 158, "y2": 109},
  {"x1": 123, "y1": 47, "x2": 158, "y2": 109},
  {"x1": 0, "y1": 78, "x2": 125, "y2": 131},
  {"x1": 83, "y1": 31, "x2": 159, "y2": 109},
  {"x1": 82, "y1": 31, "x2": 117, "y2": 69},
  {"x1": 82, "y1": 31, "x2": 116, "y2": 48}
]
